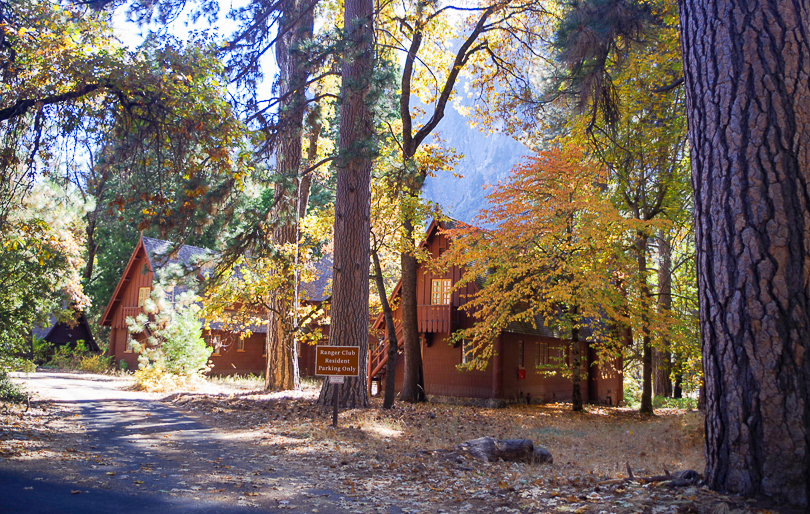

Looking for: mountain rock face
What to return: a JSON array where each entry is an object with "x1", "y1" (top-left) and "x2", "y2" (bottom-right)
[{"x1": 422, "y1": 104, "x2": 532, "y2": 224}]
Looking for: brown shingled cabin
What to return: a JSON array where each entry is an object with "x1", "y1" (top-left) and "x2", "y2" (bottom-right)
[
  {"x1": 369, "y1": 219, "x2": 624, "y2": 407},
  {"x1": 100, "y1": 236, "x2": 329, "y2": 376}
]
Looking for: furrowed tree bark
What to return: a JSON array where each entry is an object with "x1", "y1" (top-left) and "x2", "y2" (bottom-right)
[
  {"x1": 654, "y1": 230, "x2": 673, "y2": 397},
  {"x1": 317, "y1": 0, "x2": 373, "y2": 408},
  {"x1": 264, "y1": 0, "x2": 316, "y2": 391},
  {"x1": 678, "y1": 0, "x2": 810, "y2": 505}
]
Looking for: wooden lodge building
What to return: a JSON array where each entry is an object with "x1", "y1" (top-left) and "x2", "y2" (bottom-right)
[
  {"x1": 369, "y1": 220, "x2": 624, "y2": 406},
  {"x1": 101, "y1": 236, "x2": 328, "y2": 375}
]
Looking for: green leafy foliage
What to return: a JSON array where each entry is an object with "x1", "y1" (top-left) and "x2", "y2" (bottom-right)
[
  {"x1": 0, "y1": 180, "x2": 90, "y2": 370},
  {"x1": 47, "y1": 340, "x2": 113, "y2": 373},
  {"x1": 1, "y1": 0, "x2": 251, "y2": 239},
  {"x1": 32, "y1": 337, "x2": 53, "y2": 365},
  {"x1": 0, "y1": 370, "x2": 27, "y2": 403},
  {"x1": 127, "y1": 285, "x2": 212, "y2": 389}
]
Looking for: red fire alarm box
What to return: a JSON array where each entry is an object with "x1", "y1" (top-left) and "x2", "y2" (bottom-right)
[{"x1": 517, "y1": 368, "x2": 526, "y2": 380}]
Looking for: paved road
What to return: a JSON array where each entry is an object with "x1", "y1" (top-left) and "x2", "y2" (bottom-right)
[{"x1": 1, "y1": 373, "x2": 392, "y2": 514}]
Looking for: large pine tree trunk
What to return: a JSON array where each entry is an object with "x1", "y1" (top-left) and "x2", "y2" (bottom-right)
[
  {"x1": 317, "y1": 0, "x2": 373, "y2": 408},
  {"x1": 653, "y1": 230, "x2": 673, "y2": 398},
  {"x1": 264, "y1": 0, "x2": 315, "y2": 391},
  {"x1": 679, "y1": 0, "x2": 810, "y2": 505},
  {"x1": 400, "y1": 217, "x2": 426, "y2": 403}
]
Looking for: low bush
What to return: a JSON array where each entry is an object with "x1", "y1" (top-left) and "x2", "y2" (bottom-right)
[
  {"x1": 48, "y1": 343, "x2": 82, "y2": 369},
  {"x1": 653, "y1": 395, "x2": 698, "y2": 410},
  {"x1": 32, "y1": 337, "x2": 53, "y2": 365},
  {"x1": 133, "y1": 366, "x2": 200, "y2": 392},
  {"x1": 0, "y1": 370, "x2": 27, "y2": 403},
  {"x1": 77, "y1": 353, "x2": 114, "y2": 373},
  {"x1": 47, "y1": 341, "x2": 113, "y2": 373},
  {"x1": 127, "y1": 285, "x2": 212, "y2": 392}
]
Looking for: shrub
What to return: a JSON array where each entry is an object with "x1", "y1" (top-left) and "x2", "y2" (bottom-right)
[
  {"x1": 48, "y1": 342, "x2": 84, "y2": 369},
  {"x1": 77, "y1": 354, "x2": 113, "y2": 373},
  {"x1": 32, "y1": 337, "x2": 53, "y2": 365},
  {"x1": 0, "y1": 370, "x2": 27, "y2": 403},
  {"x1": 46, "y1": 341, "x2": 112, "y2": 373},
  {"x1": 127, "y1": 285, "x2": 212, "y2": 391},
  {"x1": 653, "y1": 395, "x2": 698, "y2": 410},
  {"x1": 160, "y1": 306, "x2": 211, "y2": 376}
]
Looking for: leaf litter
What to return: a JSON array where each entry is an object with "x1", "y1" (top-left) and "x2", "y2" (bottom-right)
[{"x1": 0, "y1": 378, "x2": 797, "y2": 514}]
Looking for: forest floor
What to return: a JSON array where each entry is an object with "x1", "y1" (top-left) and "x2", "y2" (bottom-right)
[{"x1": 0, "y1": 371, "x2": 796, "y2": 514}]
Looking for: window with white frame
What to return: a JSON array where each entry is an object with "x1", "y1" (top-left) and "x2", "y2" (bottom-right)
[
  {"x1": 431, "y1": 278, "x2": 452, "y2": 305},
  {"x1": 137, "y1": 287, "x2": 151, "y2": 307}
]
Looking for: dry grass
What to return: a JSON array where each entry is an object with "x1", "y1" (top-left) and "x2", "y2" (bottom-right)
[
  {"x1": 2, "y1": 376, "x2": 786, "y2": 514},
  {"x1": 165, "y1": 390, "x2": 722, "y2": 513},
  {"x1": 185, "y1": 391, "x2": 706, "y2": 476}
]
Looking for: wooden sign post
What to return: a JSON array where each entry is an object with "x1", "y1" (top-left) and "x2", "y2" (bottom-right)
[{"x1": 315, "y1": 346, "x2": 359, "y2": 427}]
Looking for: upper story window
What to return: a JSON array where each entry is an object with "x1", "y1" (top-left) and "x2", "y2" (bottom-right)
[
  {"x1": 431, "y1": 278, "x2": 452, "y2": 305},
  {"x1": 518, "y1": 340, "x2": 525, "y2": 368},
  {"x1": 536, "y1": 342, "x2": 548, "y2": 366},
  {"x1": 137, "y1": 287, "x2": 151, "y2": 307}
]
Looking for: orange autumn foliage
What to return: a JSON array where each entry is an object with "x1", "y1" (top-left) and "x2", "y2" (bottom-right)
[{"x1": 442, "y1": 145, "x2": 639, "y2": 371}]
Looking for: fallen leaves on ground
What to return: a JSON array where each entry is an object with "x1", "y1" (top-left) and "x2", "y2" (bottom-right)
[
  {"x1": 163, "y1": 387, "x2": 783, "y2": 514},
  {"x1": 1, "y1": 379, "x2": 794, "y2": 514}
]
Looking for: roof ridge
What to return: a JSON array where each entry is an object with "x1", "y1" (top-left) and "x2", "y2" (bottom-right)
[{"x1": 141, "y1": 236, "x2": 212, "y2": 254}]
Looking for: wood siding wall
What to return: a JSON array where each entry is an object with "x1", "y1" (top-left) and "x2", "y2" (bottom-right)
[
  {"x1": 108, "y1": 248, "x2": 154, "y2": 370},
  {"x1": 207, "y1": 330, "x2": 265, "y2": 376}
]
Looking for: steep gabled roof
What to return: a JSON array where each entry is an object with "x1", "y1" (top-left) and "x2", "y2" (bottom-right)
[
  {"x1": 34, "y1": 310, "x2": 99, "y2": 351},
  {"x1": 100, "y1": 236, "x2": 212, "y2": 326},
  {"x1": 100, "y1": 237, "x2": 148, "y2": 326},
  {"x1": 372, "y1": 218, "x2": 459, "y2": 330},
  {"x1": 142, "y1": 237, "x2": 211, "y2": 272}
]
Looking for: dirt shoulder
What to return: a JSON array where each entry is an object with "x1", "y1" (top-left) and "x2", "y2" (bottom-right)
[{"x1": 1, "y1": 372, "x2": 795, "y2": 514}]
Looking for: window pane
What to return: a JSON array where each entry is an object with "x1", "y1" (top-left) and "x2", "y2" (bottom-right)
[
  {"x1": 442, "y1": 279, "x2": 451, "y2": 304},
  {"x1": 137, "y1": 287, "x2": 151, "y2": 307},
  {"x1": 518, "y1": 341, "x2": 525, "y2": 368},
  {"x1": 432, "y1": 279, "x2": 452, "y2": 305}
]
